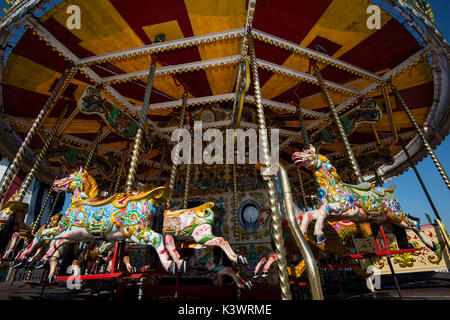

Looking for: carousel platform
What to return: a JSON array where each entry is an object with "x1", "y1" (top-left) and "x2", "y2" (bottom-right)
[{"x1": 0, "y1": 271, "x2": 448, "y2": 300}]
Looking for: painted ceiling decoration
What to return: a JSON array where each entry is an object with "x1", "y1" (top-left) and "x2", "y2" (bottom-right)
[{"x1": 0, "y1": 0, "x2": 447, "y2": 186}]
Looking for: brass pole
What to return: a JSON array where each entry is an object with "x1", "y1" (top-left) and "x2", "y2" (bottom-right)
[
  {"x1": 247, "y1": 32, "x2": 292, "y2": 300},
  {"x1": 295, "y1": 166, "x2": 308, "y2": 209},
  {"x1": 296, "y1": 106, "x2": 310, "y2": 146},
  {"x1": 156, "y1": 145, "x2": 166, "y2": 186},
  {"x1": 279, "y1": 164, "x2": 324, "y2": 300},
  {"x1": 295, "y1": 106, "x2": 310, "y2": 209},
  {"x1": 0, "y1": 67, "x2": 77, "y2": 203},
  {"x1": 84, "y1": 128, "x2": 104, "y2": 171},
  {"x1": 30, "y1": 168, "x2": 62, "y2": 235},
  {"x1": 392, "y1": 85, "x2": 450, "y2": 190},
  {"x1": 113, "y1": 153, "x2": 128, "y2": 194},
  {"x1": 232, "y1": 162, "x2": 241, "y2": 299},
  {"x1": 381, "y1": 86, "x2": 398, "y2": 145},
  {"x1": 311, "y1": 60, "x2": 363, "y2": 183},
  {"x1": 16, "y1": 105, "x2": 69, "y2": 201},
  {"x1": 125, "y1": 35, "x2": 164, "y2": 192},
  {"x1": 402, "y1": 145, "x2": 441, "y2": 221},
  {"x1": 43, "y1": 192, "x2": 61, "y2": 227},
  {"x1": 182, "y1": 130, "x2": 193, "y2": 208},
  {"x1": 166, "y1": 92, "x2": 188, "y2": 209}
]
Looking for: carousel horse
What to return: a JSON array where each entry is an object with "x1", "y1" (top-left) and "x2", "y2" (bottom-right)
[
  {"x1": 253, "y1": 253, "x2": 277, "y2": 278},
  {"x1": 188, "y1": 246, "x2": 252, "y2": 290},
  {"x1": 13, "y1": 167, "x2": 247, "y2": 279},
  {"x1": 253, "y1": 216, "x2": 374, "y2": 281},
  {"x1": 291, "y1": 145, "x2": 436, "y2": 251},
  {"x1": 0, "y1": 195, "x2": 29, "y2": 257}
]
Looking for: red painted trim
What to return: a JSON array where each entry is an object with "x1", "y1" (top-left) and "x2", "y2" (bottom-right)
[{"x1": 342, "y1": 248, "x2": 421, "y2": 259}]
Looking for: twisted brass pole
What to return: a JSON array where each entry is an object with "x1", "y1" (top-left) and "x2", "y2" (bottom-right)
[
  {"x1": 232, "y1": 162, "x2": 241, "y2": 299},
  {"x1": 156, "y1": 145, "x2": 166, "y2": 186},
  {"x1": 381, "y1": 86, "x2": 398, "y2": 145},
  {"x1": 402, "y1": 145, "x2": 441, "y2": 221},
  {"x1": 247, "y1": 32, "x2": 292, "y2": 300},
  {"x1": 125, "y1": 59, "x2": 157, "y2": 193},
  {"x1": 113, "y1": 153, "x2": 128, "y2": 194},
  {"x1": 182, "y1": 158, "x2": 192, "y2": 208},
  {"x1": 16, "y1": 105, "x2": 69, "y2": 201},
  {"x1": 43, "y1": 192, "x2": 61, "y2": 227},
  {"x1": 182, "y1": 126, "x2": 193, "y2": 208},
  {"x1": 166, "y1": 92, "x2": 188, "y2": 209},
  {"x1": 392, "y1": 85, "x2": 450, "y2": 190},
  {"x1": 84, "y1": 128, "x2": 104, "y2": 171},
  {"x1": 295, "y1": 106, "x2": 309, "y2": 209},
  {"x1": 0, "y1": 67, "x2": 77, "y2": 203},
  {"x1": 30, "y1": 168, "x2": 62, "y2": 235},
  {"x1": 312, "y1": 61, "x2": 363, "y2": 183},
  {"x1": 296, "y1": 106, "x2": 310, "y2": 146}
]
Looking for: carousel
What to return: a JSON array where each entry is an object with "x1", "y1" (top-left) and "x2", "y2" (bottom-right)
[{"x1": 0, "y1": 0, "x2": 448, "y2": 300}]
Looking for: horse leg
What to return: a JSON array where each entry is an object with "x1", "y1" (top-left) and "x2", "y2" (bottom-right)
[
  {"x1": 12, "y1": 230, "x2": 54, "y2": 268},
  {"x1": 311, "y1": 205, "x2": 328, "y2": 245},
  {"x1": 299, "y1": 211, "x2": 313, "y2": 235},
  {"x1": 262, "y1": 253, "x2": 277, "y2": 277},
  {"x1": 47, "y1": 241, "x2": 70, "y2": 283},
  {"x1": 253, "y1": 257, "x2": 268, "y2": 278},
  {"x1": 217, "y1": 267, "x2": 252, "y2": 290},
  {"x1": 130, "y1": 230, "x2": 176, "y2": 275},
  {"x1": 393, "y1": 217, "x2": 437, "y2": 251},
  {"x1": 3, "y1": 232, "x2": 20, "y2": 261},
  {"x1": 191, "y1": 224, "x2": 248, "y2": 265},
  {"x1": 164, "y1": 235, "x2": 186, "y2": 273}
]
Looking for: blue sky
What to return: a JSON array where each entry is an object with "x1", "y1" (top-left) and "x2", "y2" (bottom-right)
[{"x1": 0, "y1": 1, "x2": 449, "y2": 227}]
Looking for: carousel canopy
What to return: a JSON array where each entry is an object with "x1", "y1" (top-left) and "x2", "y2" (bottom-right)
[{"x1": 0, "y1": 0, "x2": 448, "y2": 186}]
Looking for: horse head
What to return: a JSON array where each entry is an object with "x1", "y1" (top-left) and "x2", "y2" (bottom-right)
[
  {"x1": 292, "y1": 144, "x2": 318, "y2": 170},
  {"x1": 52, "y1": 166, "x2": 98, "y2": 199}
]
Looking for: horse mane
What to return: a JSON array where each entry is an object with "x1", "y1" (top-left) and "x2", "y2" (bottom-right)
[
  {"x1": 317, "y1": 154, "x2": 342, "y2": 181},
  {"x1": 81, "y1": 171, "x2": 98, "y2": 199}
]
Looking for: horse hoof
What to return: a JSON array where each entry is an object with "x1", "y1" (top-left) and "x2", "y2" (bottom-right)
[
  {"x1": 5, "y1": 251, "x2": 15, "y2": 261},
  {"x1": 179, "y1": 260, "x2": 187, "y2": 274},
  {"x1": 315, "y1": 233, "x2": 326, "y2": 244},
  {"x1": 261, "y1": 272, "x2": 269, "y2": 278},
  {"x1": 11, "y1": 259, "x2": 24, "y2": 269},
  {"x1": 48, "y1": 276, "x2": 57, "y2": 284},
  {"x1": 245, "y1": 281, "x2": 253, "y2": 290},
  {"x1": 35, "y1": 261, "x2": 47, "y2": 269},
  {"x1": 237, "y1": 255, "x2": 248, "y2": 265},
  {"x1": 431, "y1": 241, "x2": 437, "y2": 251},
  {"x1": 168, "y1": 261, "x2": 176, "y2": 276}
]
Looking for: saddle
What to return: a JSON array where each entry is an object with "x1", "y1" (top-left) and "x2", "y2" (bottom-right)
[
  {"x1": 343, "y1": 182, "x2": 395, "y2": 196},
  {"x1": 80, "y1": 187, "x2": 168, "y2": 208}
]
